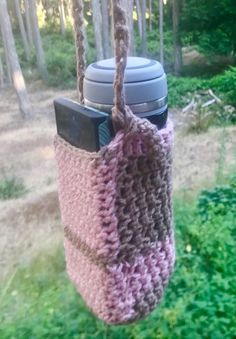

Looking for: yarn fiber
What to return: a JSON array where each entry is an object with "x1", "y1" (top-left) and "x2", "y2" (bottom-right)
[{"x1": 54, "y1": 109, "x2": 175, "y2": 324}]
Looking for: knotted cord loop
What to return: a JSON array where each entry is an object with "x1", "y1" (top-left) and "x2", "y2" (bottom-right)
[{"x1": 72, "y1": 0, "x2": 86, "y2": 104}]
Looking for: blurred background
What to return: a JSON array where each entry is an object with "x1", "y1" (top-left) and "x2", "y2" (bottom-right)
[{"x1": 0, "y1": 0, "x2": 235, "y2": 338}]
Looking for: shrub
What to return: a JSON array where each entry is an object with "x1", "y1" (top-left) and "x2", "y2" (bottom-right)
[
  {"x1": 198, "y1": 178, "x2": 236, "y2": 220},
  {"x1": 43, "y1": 33, "x2": 77, "y2": 88},
  {"x1": 210, "y1": 67, "x2": 236, "y2": 110},
  {"x1": 167, "y1": 75, "x2": 208, "y2": 108},
  {"x1": 0, "y1": 176, "x2": 27, "y2": 200},
  {"x1": 168, "y1": 67, "x2": 236, "y2": 114}
]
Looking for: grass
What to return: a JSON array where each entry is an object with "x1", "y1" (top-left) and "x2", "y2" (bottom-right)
[
  {"x1": 0, "y1": 176, "x2": 27, "y2": 200},
  {"x1": 0, "y1": 182, "x2": 235, "y2": 338}
]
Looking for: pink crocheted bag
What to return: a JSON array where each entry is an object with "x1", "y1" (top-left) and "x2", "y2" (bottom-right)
[{"x1": 54, "y1": 0, "x2": 175, "y2": 325}]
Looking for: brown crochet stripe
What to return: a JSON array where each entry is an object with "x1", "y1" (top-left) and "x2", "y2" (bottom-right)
[
  {"x1": 64, "y1": 224, "x2": 168, "y2": 268},
  {"x1": 64, "y1": 225, "x2": 107, "y2": 269}
]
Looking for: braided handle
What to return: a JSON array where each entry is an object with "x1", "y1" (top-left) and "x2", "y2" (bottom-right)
[
  {"x1": 111, "y1": 0, "x2": 130, "y2": 130},
  {"x1": 72, "y1": 0, "x2": 130, "y2": 129},
  {"x1": 72, "y1": 0, "x2": 86, "y2": 104}
]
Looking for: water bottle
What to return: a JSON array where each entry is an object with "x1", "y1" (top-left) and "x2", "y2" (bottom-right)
[
  {"x1": 84, "y1": 56, "x2": 168, "y2": 147},
  {"x1": 54, "y1": 57, "x2": 168, "y2": 152}
]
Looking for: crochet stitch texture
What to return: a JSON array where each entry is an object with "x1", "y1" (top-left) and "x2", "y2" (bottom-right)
[{"x1": 54, "y1": 109, "x2": 175, "y2": 324}]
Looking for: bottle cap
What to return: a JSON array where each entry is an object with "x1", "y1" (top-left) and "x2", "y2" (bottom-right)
[{"x1": 84, "y1": 57, "x2": 168, "y2": 107}]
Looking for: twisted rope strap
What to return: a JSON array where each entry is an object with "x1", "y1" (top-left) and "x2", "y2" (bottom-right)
[
  {"x1": 72, "y1": 0, "x2": 86, "y2": 104},
  {"x1": 72, "y1": 0, "x2": 130, "y2": 131},
  {"x1": 112, "y1": 0, "x2": 130, "y2": 131}
]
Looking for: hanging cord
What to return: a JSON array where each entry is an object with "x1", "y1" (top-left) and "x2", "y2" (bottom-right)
[
  {"x1": 112, "y1": 0, "x2": 130, "y2": 131},
  {"x1": 71, "y1": 0, "x2": 129, "y2": 129},
  {"x1": 72, "y1": 0, "x2": 86, "y2": 104}
]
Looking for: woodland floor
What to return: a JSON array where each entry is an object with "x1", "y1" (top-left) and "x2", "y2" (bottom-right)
[{"x1": 0, "y1": 81, "x2": 235, "y2": 281}]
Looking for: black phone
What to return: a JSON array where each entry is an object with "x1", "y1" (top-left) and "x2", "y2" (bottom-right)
[{"x1": 54, "y1": 98, "x2": 112, "y2": 152}]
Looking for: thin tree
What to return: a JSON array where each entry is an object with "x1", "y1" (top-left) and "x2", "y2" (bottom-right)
[
  {"x1": 122, "y1": 0, "x2": 135, "y2": 55},
  {"x1": 0, "y1": 0, "x2": 32, "y2": 118},
  {"x1": 148, "y1": 0, "x2": 152, "y2": 31},
  {"x1": 82, "y1": 19, "x2": 88, "y2": 52},
  {"x1": 91, "y1": 0, "x2": 104, "y2": 60},
  {"x1": 101, "y1": 0, "x2": 110, "y2": 58},
  {"x1": 0, "y1": 24, "x2": 12, "y2": 84},
  {"x1": 0, "y1": 54, "x2": 4, "y2": 87},
  {"x1": 140, "y1": 0, "x2": 147, "y2": 56},
  {"x1": 28, "y1": 0, "x2": 48, "y2": 79},
  {"x1": 135, "y1": 0, "x2": 142, "y2": 38},
  {"x1": 59, "y1": 0, "x2": 66, "y2": 35},
  {"x1": 173, "y1": 0, "x2": 182, "y2": 74},
  {"x1": 14, "y1": 0, "x2": 30, "y2": 60},
  {"x1": 159, "y1": 0, "x2": 164, "y2": 65},
  {"x1": 25, "y1": 0, "x2": 33, "y2": 47}
]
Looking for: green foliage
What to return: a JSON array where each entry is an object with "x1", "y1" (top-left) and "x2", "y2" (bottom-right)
[
  {"x1": 210, "y1": 67, "x2": 236, "y2": 109},
  {"x1": 15, "y1": 26, "x2": 96, "y2": 87},
  {"x1": 85, "y1": 24, "x2": 97, "y2": 65},
  {"x1": 168, "y1": 68, "x2": 236, "y2": 123},
  {"x1": 1, "y1": 183, "x2": 236, "y2": 338},
  {"x1": 197, "y1": 29, "x2": 234, "y2": 57},
  {"x1": 135, "y1": 30, "x2": 174, "y2": 70},
  {"x1": 198, "y1": 178, "x2": 236, "y2": 220},
  {"x1": 0, "y1": 176, "x2": 27, "y2": 200},
  {"x1": 43, "y1": 33, "x2": 76, "y2": 88},
  {"x1": 167, "y1": 75, "x2": 208, "y2": 107},
  {"x1": 13, "y1": 29, "x2": 76, "y2": 87},
  {"x1": 14, "y1": 33, "x2": 37, "y2": 73},
  {"x1": 181, "y1": 0, "x2": 236, "y2": 57}
]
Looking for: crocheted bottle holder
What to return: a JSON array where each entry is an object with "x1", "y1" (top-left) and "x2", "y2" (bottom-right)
[{"x1": 54, "y1": 108, "x2": 175, "y2": 324}]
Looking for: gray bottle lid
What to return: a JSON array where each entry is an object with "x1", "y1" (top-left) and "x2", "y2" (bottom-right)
[
  {"x1": 85, "y1": 57, "x2": 164, "y2": 83},
  {"x1": 84, "y1": 57, "x2": 167, "y2": 105}
]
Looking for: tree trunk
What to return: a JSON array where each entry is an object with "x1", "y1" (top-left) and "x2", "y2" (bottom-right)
[
  {"x1": 14, "y1": 0, "x2": 30, "y2": 60},
  {"x1": 91, "y1": 0, "x2": 104, "y2": 60},
  {"x1": 42, "y1": 0, "x2": 50, "y2": 20},
  {"x1": 159, "y1": 0, "x2": 164, "y2": 65},
  {"x1": 121, "y1": 0, "x2": 135, "y2": 56},
  {"x1": 28, "y1": 0, "x2": 48, "y2": 79},
  {"x1": 100, "y1": 0, "x2": 110, "y2": 58},
  {"x1": 128, "y1": 0, "x2": 135, "y2": 55},
  {"x1": 148, "y1": 0, "x2": 152, "y2": 31},
  {"x1": 59, "y1": 0, "x2": 66, "y2": 35},
  {"x1": 140, "y1": 0, "x2": 147, "y2": 56},
  {"x1": 0, "y1": 0, "x2": 32, "y2": 118},
  {"x1": 0, "y1": 55, "x2": 4, "y2": 87},
  {"x1": 135, "y1": 0, "x2": 142, "y2": 38},
  {"x1": 173, "y1": 0, "x2": 182, "y2": 75},
  {"x1": 25, "y1": 0, "x2": 33, "y2": 47},
  {"x1": 82, "y1": 21, "x2": 88, "y2": 52},
  {"x1": 0, "y1": 24, "x2": 12, "y2": 84},
  {"x1": 63, "y1": 0, "x2": 70, "y2": 17}
]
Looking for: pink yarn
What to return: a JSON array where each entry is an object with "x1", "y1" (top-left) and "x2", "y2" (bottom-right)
[{"x1": 54, "y1": 113, "x2": 175, "y2": 324}]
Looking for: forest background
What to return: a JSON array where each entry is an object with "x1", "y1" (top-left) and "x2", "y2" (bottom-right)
[{"x1": 0, "y1": 1, "x2": 236, "y2": 338}]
